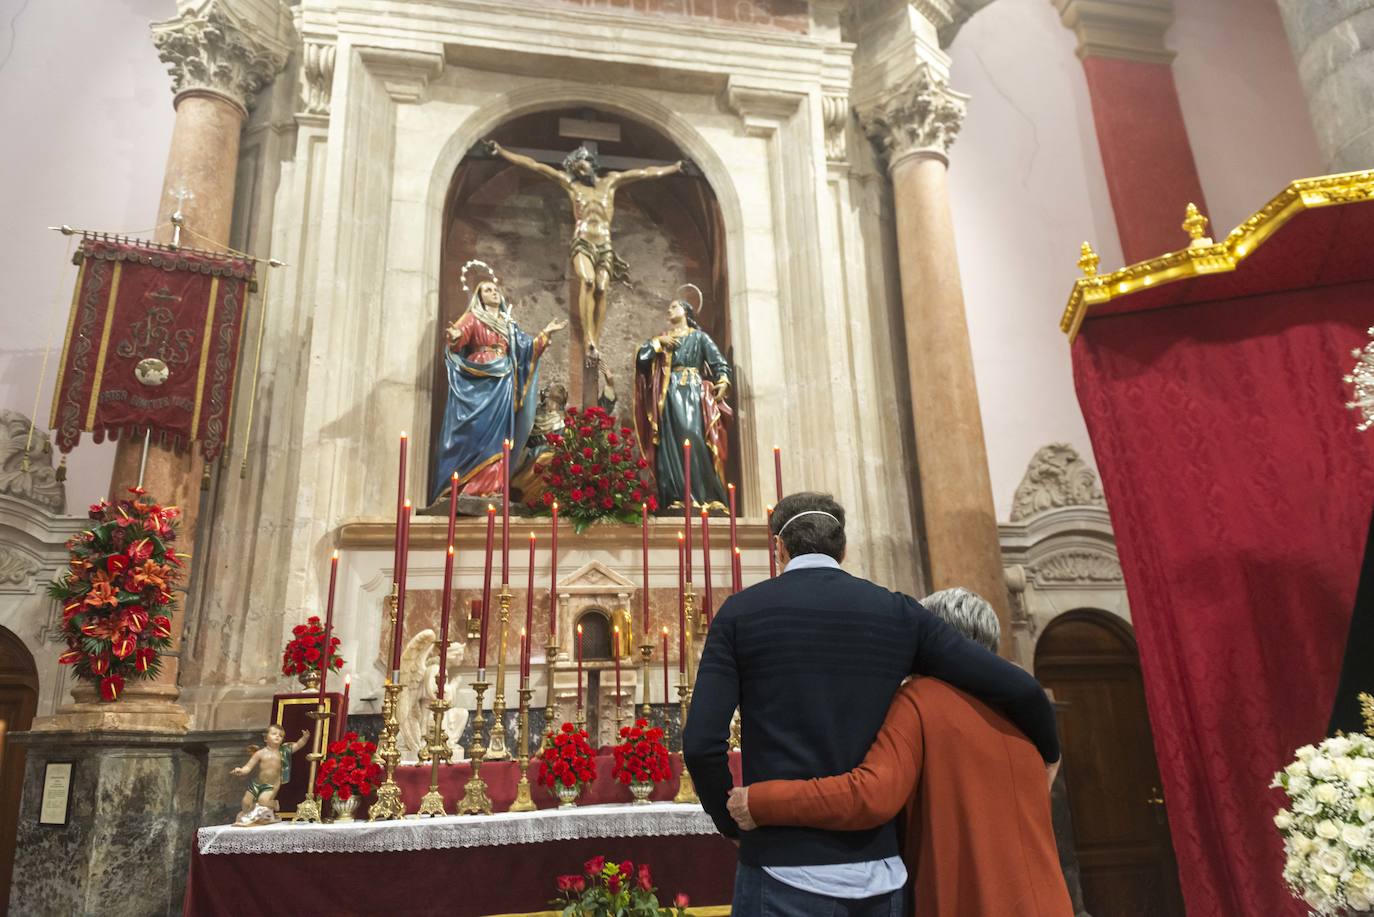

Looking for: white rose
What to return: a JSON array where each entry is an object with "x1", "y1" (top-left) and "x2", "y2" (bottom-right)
[
  {"x1": 1311, "y1": 757, "x2": 1337, "y2": 780},
  {"x1": 1351, "y1": 887, "x2": 1374, "y2": 912},
  {"x1": 1318, "y1": 870, "x2": 1341, "y2": 894},
  {"x1": 1293, "y1": 834, "x2": 1316, "y2": 856},
  {"x1": 1353, "y1": 768, "x2": 1372, "y2": 790},
  {"x1": 1318, "y1": 846, "x2": 1347, "y2": 875},
  {"x1": 1275, "y1": 810, "x2": 1295, "y2": 830},
  {"x1": 1336, "y1": 757, "x2": 1357, "y2": 780},
  {"x1": 1358, "y1": 797, "x2": 1374, "y2": 823},
  {"x1": 1350, "y1": 868, "x2": 1370, "y2": 891},
  {"x1": 1289, "y1": 760, "x2": 1310, "y2": 778},
  {"x1": 1298, "y1": 744, "x2": 1319, "y2": 761},
  {"x1": 1292, "y1": 777, "x2": 1315, "y2": 798},
  {"x1": 1344, "y1": 824, "x2": 1371, "y2": 849},
  {"x1": 1316, "y1": 783, "x2": 1342, "y2": 806},
  {"x1": 1328, "y1": 737, "x2": 1354, "y2": 757},
  {"x1": 1317, "y1": 819, "x2": 1341, "y2": 839}
]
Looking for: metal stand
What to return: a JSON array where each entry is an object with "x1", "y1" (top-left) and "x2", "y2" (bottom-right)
[
  {"x1": 290, "y1": 706, "x2": 331, "y2": 823},
  {"x1": 544, "y1": 641, "x2": 559, "y2": 738},
  {"x1": 416, "y1": 698, "x2": 452, "y2": 817},
  {"x1": 639, "y1": 642, "x2": 654, "y2": 720},
  {"x1": 509, "y1": 687, "x2": 536, "y2": 812},
  {"x1": 457, "y1": 681, "x2": 493, "y2": 815},
  {"x1": 488, "y1": 585, "x2": 513, "y2": 760},
  {"x1": 367, "y1": 681, "x2": 407, "y2": 820},
  {"x1": 674, "y1": 587, "x2": 699, "y2": 804}
]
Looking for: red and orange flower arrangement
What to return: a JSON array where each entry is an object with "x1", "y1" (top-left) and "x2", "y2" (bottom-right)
[
  {"x1": 281, "y1": 615, "x2": 345, "y2": 686},
  {"x1": 553, "y1": 856, "x2": 690, "y2": 916},
  {"x1": 48, "y1": 487, "x2": 181, "y2": 702},
  {"x1": 528, "y1": 405, "x2": 657, "y2": 532},
  {"x1": 538, "y1": 722, "x2": 598, "y2": 803},
  {"x1": 612, "y1": 719, "x2": 672, "y2": 798},
  {"x1": 315, "y1": 731, "x2": 383, "y2": 803}
]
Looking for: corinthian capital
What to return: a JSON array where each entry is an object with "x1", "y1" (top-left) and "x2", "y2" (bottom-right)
[
  {"x1": 151, "y1": 1, "x2": 290, "y2": 117},
  {"x1": 857, "y1": 65, "x2": 968, "y2": 171}
]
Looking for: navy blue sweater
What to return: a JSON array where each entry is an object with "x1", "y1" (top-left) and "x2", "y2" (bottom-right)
[{"x1": 682, "y1": 565, "x2": 1060, "y2": 868}]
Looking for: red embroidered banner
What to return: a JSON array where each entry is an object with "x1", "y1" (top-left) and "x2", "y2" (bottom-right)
[{"x1": 50, "y1": 239, "x2": 255, "y2": 462}]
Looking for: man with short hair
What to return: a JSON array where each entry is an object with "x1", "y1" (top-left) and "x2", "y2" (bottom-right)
[{"x1": 683, "y1": 493, "x2": 1060, "y2": 916}]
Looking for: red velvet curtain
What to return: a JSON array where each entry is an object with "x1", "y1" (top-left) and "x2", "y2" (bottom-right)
[{"x1": 1072, "y1": 280, "x2": 1374, "y2": 916}]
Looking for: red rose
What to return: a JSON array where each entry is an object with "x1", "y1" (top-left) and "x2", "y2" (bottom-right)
[
  {"x1": 570, "y1": 464, "x2": 584, "y2": 475},
  {"x1": 567, "y1": 406, "x2": 579, "y2": 417},
  {"x1": 621, "y1": 426, "x2": 633, "y2": 436},
  {"x1": 607, "y1": 874, "x2": 621, "y2": 894},
  {"x1": 570, "y1": 488, "x2": 583, "y2": 501},
  {"x1": 572, "y1": 877, "x2": 586, "y2": 894},
  {"x1": 581, "y1": 447, "x2": 594, "y2": 459},
  {"x1": 637, "y1": 458, "x2": 649, "y2": 469},
  {"x1": 674, "y1": 893, "x2": 690, "y2": 909},
  {"x1": 607, "y1": 433, "x2": 619, "y2": 445},
  {"x1": 543, "y1": 492, "x2": 555, "y2": 506},
  {"x1": 638, "y1": 864, "x2": 653, "y2": 891},
  {"x1": 600, "y1": 497, "x2": 614, "y2": 510},
  {"x1": 557, "y1": 875, "x2": 578, "y2": 893},
  {"x1": 579, "y1": 425, "x2": 593, "y2": 437}
]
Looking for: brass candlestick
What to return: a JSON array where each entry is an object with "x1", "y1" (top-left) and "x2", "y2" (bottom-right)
[
  {"x1": 416, "y1": 697, "x2": 452, "y2": 817},
  {"x1": 674, "y1": 587, "x2": 699, "y2": 804},
  {"x1": 457, "y1": 680, "x2": 493, "y2": 815},
  {"x1": 368, "y1": 680, "x2": 407, "y2": 820},
  {"x1": 544, "y1": 640, "x2": 559, "y2": 736},
  {"x1": 509, "y1": 686, "x2": 536, "y2": 812},
  {"x1": 291, "y1": 706, "x2": 332, "y2": 823},
  {"x1": 488, "y1": 585, "x2": 513, "y2": 760},
  {"x1": 639, "y1": 642, "x2": 654, "y2": 720}
]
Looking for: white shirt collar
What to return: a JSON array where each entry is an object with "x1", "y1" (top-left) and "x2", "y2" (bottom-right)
[{"x1": 783, "y1": 553, "x2": 842, "y2": 573}]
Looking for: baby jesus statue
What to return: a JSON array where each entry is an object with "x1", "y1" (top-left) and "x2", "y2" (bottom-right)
[{"x1": 232, "y1": 723, "x2": 311, "y2": 827}]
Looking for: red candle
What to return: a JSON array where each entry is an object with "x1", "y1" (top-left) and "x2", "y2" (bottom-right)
[
  {"x1": 391, "y1": 500, "x2": 412, "y2": 674},
  {"x1": 393, "y1": 432, "x2": 407, "y2": 585},
  {"x1": 734, "y1": 547, "x2": 743, "y2": 593},
  {"x1": 501, "y1": 438, "x2": 511, "y2": 584},
  {"x1": 661, "y1": 626, "x2": 670, "y2": 705},
  {"x1": 727, "y1": 483, "x2": 740, "y2": 592},
  {"x1": 437, "y1": 544, "x2": 455, "y2": 700},
  {"x1": 549, "y1": 501, "x2": 559, "y2": 638},
  {"x1": 343, "y1": 674, "x2": 351, "y2": 706},
  {"x1": 319, "y1": 549, "x2": 339, "y2": 702},
  {"x1": 479, "y1": 504, "x2": 495, "y2": 675},
  {"x1": 614, "y1": 624, "x2": 622, "y2": 709},
  {"x1": 677, "y1": 531, "x2": 686, "y2": 672},
  {"x1": 524, "y1": 532, "x2": 536, "y2": 663},
  {"x1": 773, "y1": 444, "x2": 783, "y2": 504},
  {"x1": 682, "y1": 440, "x2": 692, "y2": 582},
  {"x1": 700, "y1": 508, "x2": 714, "y2": 624},
  {"x1": 520, "y1": 628, "x2": 528, "y2": 684},
  {"x1": 766, "y1": 504, "x2": 777, "y2": 579},
  {"x1": 641, "y1": 503, "x2": 650, "y2": 634},
  {"x1": 576, "y1": 623, "x2": 584, "y2": 709}
]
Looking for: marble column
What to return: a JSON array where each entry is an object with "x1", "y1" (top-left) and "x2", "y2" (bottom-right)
[
  {"x1": 858, "y1": 67, "x2": 1013, "y2": 653},
  {"x1": 41, "y1": 2, "x2": 286, "y2": 731},
  {"x1": 1053, "y1": 0, "x2": 1208, "y2": 263},
  {"x1": 1275, "y1": 0, "x2": 1374, "y2": 173}
]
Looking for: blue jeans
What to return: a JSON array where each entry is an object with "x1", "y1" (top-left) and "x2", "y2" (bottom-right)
[{"x1": 732, "y1": 864, "x2": 904, "y2": 917}]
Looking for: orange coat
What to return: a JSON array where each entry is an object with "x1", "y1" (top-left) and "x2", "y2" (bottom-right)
[{"x1": 748, "y1": 678, "x2": 1073, "y2": 917}]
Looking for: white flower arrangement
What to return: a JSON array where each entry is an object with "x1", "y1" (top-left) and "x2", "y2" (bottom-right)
[{"x1": 1274, "y1": 733, "x2": 1374, "y2": 915}]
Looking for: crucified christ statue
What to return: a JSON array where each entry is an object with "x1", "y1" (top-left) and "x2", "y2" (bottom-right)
[{"x1": 482, "y1": 140, "x2": 685, "y2": 365}]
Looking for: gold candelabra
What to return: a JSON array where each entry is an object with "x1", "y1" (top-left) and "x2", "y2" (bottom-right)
[
  {"x1": 457, "y1": 680, "x2": 493, "y2": 815},
  {"x1": 368, "y1": 680, "x2": 407, "y2": 820},
  {"x1": 639, "y1": 642, "x2": 654, "y2": 720},
  {"x1": 674, "y1": 586, "x2": 699, "y2": 804},
  {"x1": 416, "y1": 697, "x2": 452, "y2": 817},
  {"x1": 291, "y1": 706, "x2": 332, "y2": 823},
  {"x1": 488, "y1": 585, "x2": 513, "y2": 760},
  {"x1": 510, "y1": 686, "x2": 536, "y2": 812},
  {"x1": 544, "y1": 640, "x2": 559, "y2": 736}
]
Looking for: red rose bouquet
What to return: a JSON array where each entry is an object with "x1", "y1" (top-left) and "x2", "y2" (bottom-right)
[
  {"x1": 47, "y1": 487, "x2": 182, "y2": 702},
  {"x1": 552, "y1": 856, "x2": 691, "y2": 916},
  {"x1": 537, "y1": 722, "x2": 597, "y2": 799},
  {"x1": 315, "y1": 731, "x2": 382, "y2": 802},
  {"x1": 527, "y1": 405, "x2": 657, "y2": 532},
  {"x1": 612, "y1": 719, "x2": 672, "y2": 791},
  {"x1": 281, "y1": 615, "x2": 345, "y2": 686}
]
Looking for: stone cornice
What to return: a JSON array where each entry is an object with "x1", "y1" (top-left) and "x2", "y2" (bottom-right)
[
  {"x1": 1052, "y1": 0, "x2": 1176, "y2": 65},
  {"x1": 856, "y1": 64, "x2": 967, "y2": 170},
  {"x1": 151, "y1": 0, "x2": 291, "y2": 117}
]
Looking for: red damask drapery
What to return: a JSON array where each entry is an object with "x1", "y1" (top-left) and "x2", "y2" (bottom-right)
[
  {"x1": 1069, "y1": 185, "x2": 1374, "y2": 916},
  {"x1": 50, "y1": 238, "x2": 255, "y2": 461}
]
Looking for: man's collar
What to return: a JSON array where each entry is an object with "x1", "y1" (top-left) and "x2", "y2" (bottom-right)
[{"x1": 783, "y1": 553, "x2": 841, "y2": 573}]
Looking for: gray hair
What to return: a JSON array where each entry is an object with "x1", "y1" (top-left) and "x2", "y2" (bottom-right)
[
  {"x1": 770, "y1": 492, "x2": 846, "y2": 562},
  {"x1": 920, "y1": 587, "x2": 1000, "y2": 652}
]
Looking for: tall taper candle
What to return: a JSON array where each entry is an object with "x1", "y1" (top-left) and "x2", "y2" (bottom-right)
[
  {"x1": 479, "y1": 505, "x2": 495, "y2": 677},
  {"x1": 549, "y1": 502, "x2": 559, "y2": 637},
  {"x1": 343, "y1": 674, "x2": 351, "y2": 706},
  {"x1": 661, "y1": 627, "x2": 670, "y2": 708},
  {"x1": 437, "y1": 544, "x2": 455, "y2": 700},
  {"x1": 727, "y1": 483, "x2": 740, "y2": 591},
  {"x1": 501, "y1": 439, "x2": 511, "y2": 584},
  {"x1": 677, "y1": 531, "x2": 686, "y2": 672},
  {"x1": 766, "y1": 504, "x2": 777, "y2": 579},
  {"x1": 319, "y1": 549, "x2": 339, "y2": 702},
  {"x1": 773, "y1": 444, "x2": 783, "y2": 503},
  {"x1": 614, "y1": 624, "x2": 621, "y2": 710},
  {"x1": 391, "y1": 500, "x2": 412, "y2": 674},
  {"x1": 393, "y1": 432, "x2": 407, "y2": 582},
  {"x1": 520, "y1": 628, "x2": 528, "y2": 684},
  {"x1": 701, "y1": 508, "x2": 714, "y2": 624},
  {"x1": 734, "y1": 547, "x2": 743, "y2": 592},
  {"x1": 682, "y1": 440, "x2": 692, "y2": 581},
  {"x1": 524, "y1": 532, "x2": 536, "y2": 663},
  {"x1": 576, "y1": 624, "x2": 584, "y2": 709},
  {"x1": 641, "y1": 503, "x2": 650, "y2": 633}
]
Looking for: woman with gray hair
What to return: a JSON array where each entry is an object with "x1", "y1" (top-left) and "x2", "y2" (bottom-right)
[{"x1": 920, "y1": 587, "x2": 1000, "y2": 653}]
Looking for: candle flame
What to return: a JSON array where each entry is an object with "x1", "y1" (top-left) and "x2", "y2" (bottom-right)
[
  {"x1": 614, "y1": 624, "x2": 620, "y2": 633},
  {"x1": 452, "y1": 471, "x2": 458, "y2": 481},
  {"x1": 734, "y1": 546, "x2": 741, "y2": 554},
  {"x1": 678, "y1": 531, "x2": 684, "y2": 542},
  {"x1": 552, "y1": 501, "x2": 559, "y2": 511},
  {"x1": 448, "y1": 545, "x2": 455, "y2": 556},
  {"x1": 530, "y1": 531, "x2": 536, "y2": 541},
  {"x1": 331, "y1": 549, "x2": 339, "y2": 560},
  {"x1": 728, "y1": 483, "x2": 735, "y2": 491},
  {"x1": 683, "y1": 439, "x2": 691, "y2": 447},
  {"x1": 403, "y1": 498, "x2": 412, "y2": 509},
  {"x1": 487, "y1": 504, "x2": 495, "y2": 513},
  {"x1": 578, "y1": 623, "x2": 583, "y2": 634},
  {"x1": 701, "y1": 507, "x2": 708, "y2": 518},
  {"x1": 400, "y1": 431, "x2": 408, "y2": 439},
  {"x1": 662, "y1": 626, "x2": 669, "y2": 635},
  {"x1": 521, "y1": 626, "x2": 526, "y2": 637},
  {"x1": 345, "y1": 674, "x2": 351, "y2": 686}
]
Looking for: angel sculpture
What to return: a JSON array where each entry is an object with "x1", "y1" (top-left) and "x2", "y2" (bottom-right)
[{"x1": 397, "y1": 628, "x2": 468, "y2": 764}]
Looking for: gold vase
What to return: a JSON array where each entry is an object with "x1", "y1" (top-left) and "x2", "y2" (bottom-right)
[
  {"x1": 629, "y1": 780, "x2": 654, "y2": 805},
  {"x1": 330, "y1": 794, "x2": 359, "y2": 823},
  {"x1": 556, "y1": 782, "x2": 581, "y2": 808},
  {"x1": 298, "y1": 669, "x2": 322, "y2": 692}
]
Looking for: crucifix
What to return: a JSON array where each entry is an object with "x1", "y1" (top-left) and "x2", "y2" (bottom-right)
[{"x1": 478, "y1": 114, "x2": 692, "y2": 373}]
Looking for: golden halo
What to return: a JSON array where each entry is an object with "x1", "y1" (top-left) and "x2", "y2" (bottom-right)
[
  {"x1": 675, "y1": 283, "x2": 705, "y2": 315},
  {"x1": 461, "y1": 260, "x2": 500, "y2": 294}
]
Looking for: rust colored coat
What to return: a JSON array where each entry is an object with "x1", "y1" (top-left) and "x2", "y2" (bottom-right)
[{"x1": 748, "y1": 678, "x2": 1073, "y2": 917}]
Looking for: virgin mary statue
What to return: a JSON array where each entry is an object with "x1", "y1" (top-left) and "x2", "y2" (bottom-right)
[
  {"x1": 431, "y1": 270, "x2": 567, "y2": 505},
  {"x1": 634, "y1": 293, "x2": 732, "y2": 510}
]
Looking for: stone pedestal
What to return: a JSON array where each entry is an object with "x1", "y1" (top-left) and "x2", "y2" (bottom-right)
[{"x1": 1276, "y1": 0, "x2": 1374, "y2": 172}]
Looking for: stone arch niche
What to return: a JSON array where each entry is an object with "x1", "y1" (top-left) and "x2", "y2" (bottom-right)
[
  {"x1": 432, "y1": 105, "x2": 739, "y2": 506},
  {"x1": 576, "y1": 608, "x2": 613, "y2": 661}
]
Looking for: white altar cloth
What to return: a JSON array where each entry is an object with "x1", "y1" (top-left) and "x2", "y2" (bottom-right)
[{"x1": 197, "y1": 803, "x2": 716, "y2": 855}]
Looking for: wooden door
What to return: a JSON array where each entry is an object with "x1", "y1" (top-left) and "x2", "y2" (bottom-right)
[
  {"x1": 0, "y1": 629, "x2": 38, "y2": 915},
  {"x1": 1035, "y1": 611, "x2": 1185, "y2": 917}
]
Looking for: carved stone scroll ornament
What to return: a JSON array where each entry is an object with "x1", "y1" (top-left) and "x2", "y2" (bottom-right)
[
  {"x1": 857, "y1": 65, "x2": 968, "y2": 170},
  {"x1": 0, "y1": 547, "x2": 40, "y2": 590},
  {"x1": 1010, "y1": 443, "x2": 1105, "y2": 521},
  {"x1": 151, "y1": 0, "x2": 290, "y2": 116},
  {"x1": 821, "y1": 94, "x2": 850, "y2": 164},
  {"x1": 1033, "y1": 550, "x2": 1123, "y2": 584},
  {"x1": 0, "y1": 409, "x2": 66, "y2": 514},
  {"x1": 300, "y1": 40, "x2": 337, "y2": 116}
]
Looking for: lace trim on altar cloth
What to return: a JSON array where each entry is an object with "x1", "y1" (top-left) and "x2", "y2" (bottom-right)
[{"x1": 198, "y1": 803, "x2": 718, "y2": 855}]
